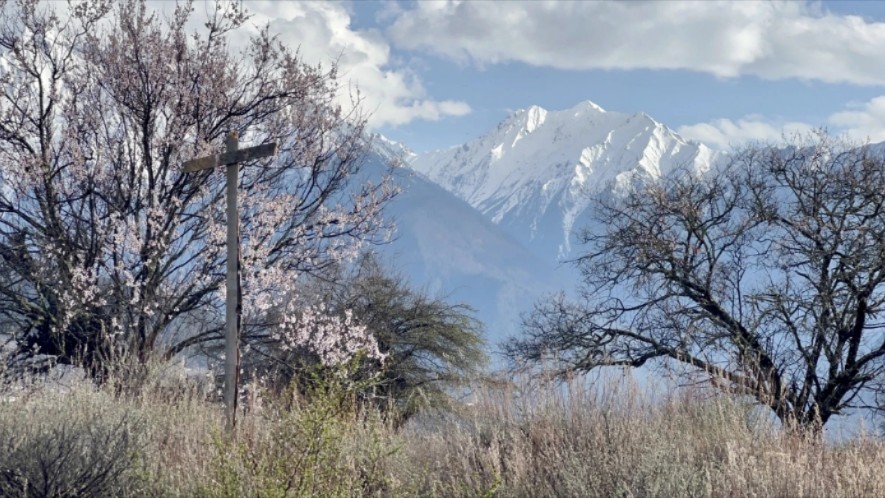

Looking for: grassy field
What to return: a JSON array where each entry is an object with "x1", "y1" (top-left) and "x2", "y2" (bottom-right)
[{"x1": 1, "y1": 365, "x2": 884, "y2": 497}]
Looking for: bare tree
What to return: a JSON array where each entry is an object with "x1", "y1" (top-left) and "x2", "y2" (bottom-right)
[
  {"x1": 506, "y1": 131, "x2": 885, "y2": 432},
  {"x1": 0, "y1": 0, "x2": 393, "y2": 379}
]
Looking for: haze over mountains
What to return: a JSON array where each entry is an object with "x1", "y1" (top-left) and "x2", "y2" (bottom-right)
[{"x1": 371, "y1": 100, "x2": 721, "y2": 345}]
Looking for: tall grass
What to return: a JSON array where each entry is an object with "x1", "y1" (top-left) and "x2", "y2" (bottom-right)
[
  {"x1": 399, "y1": 374, "x2": 885, "y2": 497},
  {"x1": 1, "y1": 364, "x2": 883, "y2": 497}
]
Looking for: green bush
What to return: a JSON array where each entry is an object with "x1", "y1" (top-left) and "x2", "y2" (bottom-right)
[
  {"x1": 196, "y1": 372, "x2": 400, "y2": 497},
  {"x1": 240, "y1": 254, "x2": 487, "y2": 424}
]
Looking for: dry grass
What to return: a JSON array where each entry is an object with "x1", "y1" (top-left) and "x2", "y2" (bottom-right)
[
  {"x1": 398, "y1": 374, "x2": 885, "y2": 497},
  {"x1": 1, "y1": 365, "x2": 884, "y2": 497}
]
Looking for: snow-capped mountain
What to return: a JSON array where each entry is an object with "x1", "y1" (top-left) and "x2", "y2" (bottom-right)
[
  {"x1": 363, "y1": 100, "x2": 723, "y2": 344},
  {"x1": 409, "y1": 101, "x2": 719, "y2": 260}
]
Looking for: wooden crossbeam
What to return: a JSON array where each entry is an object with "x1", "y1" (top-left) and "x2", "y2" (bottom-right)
[{"x1": 183, "y1": 142, "x2": 278, "y2": 173}]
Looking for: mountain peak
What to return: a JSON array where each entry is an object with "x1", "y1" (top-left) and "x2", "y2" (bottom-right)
[
  {"x1": 409, "y1": 100, "x2": 720, "y2": 259},
  {"x1": 370, "y1": 132, "x2": 416, "y2": 167},
  {"x1": 504, "y1": 105, "x2": 548, "y2": 131},
  {"x1": 569, "y1": 100, "x2": 606, "y2": 114},
  {"x1": 512, "y1": 100, "x2": 606, "y2": 122}
]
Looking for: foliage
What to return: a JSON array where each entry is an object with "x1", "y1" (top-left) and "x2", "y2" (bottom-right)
[
  {"x1": 3, "y1": 365, "x2": 885, "y2": 497},
  {"x1": 506, "y1": 131, "x2": 885, "y2": 432},
  {"x1": 242, "y1": 254, "x2": 487, "y2": 420},
  {"x1": 0, "y1": 0, "x2": 393, "y2": 377},
  {"x1": 0, "y1": 383, "x2": 146, "y2": 497},
  {"x1": 197, "y1": 371, "x2": 396, "y2": 498}
]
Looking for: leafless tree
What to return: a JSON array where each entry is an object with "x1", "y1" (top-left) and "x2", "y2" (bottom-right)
[
  {"x1": 506, "y1": 131, "x2": 885, "y2": 432},
  {"x1": 0, "y1": 0, "x2": 393, "y2": 379}
]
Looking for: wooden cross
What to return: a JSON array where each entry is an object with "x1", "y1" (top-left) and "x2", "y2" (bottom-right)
[{"x1": 183, "y1": 131, "x2": 278, "y2": 430}]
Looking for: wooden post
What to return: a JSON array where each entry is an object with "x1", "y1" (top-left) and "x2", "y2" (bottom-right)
[
  {"x1": 224, "y1": 131, "x2": 240, "y2": 431},
  {"x1": 182, "y1": 132, "x2": 278, "y2": 432}
]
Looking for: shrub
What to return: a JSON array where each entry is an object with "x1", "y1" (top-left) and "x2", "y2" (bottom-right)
[
  {"x1": 0, "y1": 383, "x2": 146, "y2": 497},
  {"x1": 195, "y1": 371, "x2": 400, "y2": 497},
  {"x1": 242, "y1": 253, "x2": 487, "y2": 423}
]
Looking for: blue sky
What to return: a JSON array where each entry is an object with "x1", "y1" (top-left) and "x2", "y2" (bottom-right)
[{"x1": 224, "y1": 1, "x2": 885, "y2": 153}]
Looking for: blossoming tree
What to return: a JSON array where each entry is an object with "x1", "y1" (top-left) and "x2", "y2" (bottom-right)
[{"x1": 0, "y1": 0, "x2": 392, "y2": 379}]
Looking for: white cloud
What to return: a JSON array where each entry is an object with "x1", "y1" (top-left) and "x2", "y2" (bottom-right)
[
  {"x1": 150, "y1": 1, "x2": 470, "y2": 128},
  {"x1": 678, "y1": 96, "x2": 885, "y2": 149},
  {"x1": 677, "y1": 118, "x2": 814, "y2": 150},
  {"x1": 828, "y1": 97, "x2": 885, "y2": 143},
  {"x1": 245, "y1": 2, "x2": 470, "y2": 128},
  {"x1": 388, "y1": 1, "x2": 885, "y2": 85}
]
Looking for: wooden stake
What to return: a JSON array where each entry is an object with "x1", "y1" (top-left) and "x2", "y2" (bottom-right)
[{"x1": 224, "y1": 131, "x2": 239, "y2": 431}]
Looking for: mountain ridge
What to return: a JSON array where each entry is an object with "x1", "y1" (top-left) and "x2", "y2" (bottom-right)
[{"x1": 407, "y1": 100, "x2": 720, "y2": 260}]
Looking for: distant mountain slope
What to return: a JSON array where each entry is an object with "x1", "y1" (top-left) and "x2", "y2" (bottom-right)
[
  {"x1": 358, "y1": 148, "x2": 564, "y2": 344},
  {"x1": 409, "y1": 101, "x2": 720, "y2": 260}
]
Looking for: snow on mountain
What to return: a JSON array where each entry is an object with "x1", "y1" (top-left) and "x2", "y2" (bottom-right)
[
  {"x1": 368, "y1": 132, "x2": 417, "y2": 167},
  {"x1": 409, "y1": 100, "x2": 719, "y2": 260}
]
